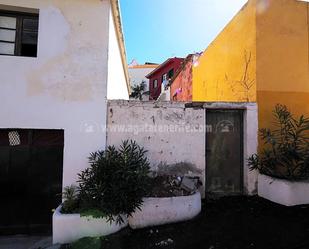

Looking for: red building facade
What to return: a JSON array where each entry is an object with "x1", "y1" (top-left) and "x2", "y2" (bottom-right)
[
  {"x1": 170, "y1": 53, "x2": 202, "y2": 101},
  {"x1": 146, "y1": 57, "x2": 184, "y2": 100}
]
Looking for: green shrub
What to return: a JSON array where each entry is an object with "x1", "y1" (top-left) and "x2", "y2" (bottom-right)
[
  {"x1": 62, "y1": 185, "x2": 79, "y2": 214},
  {"x1": 248, "y1": 104, "x2": 309, "y2": 180},
  {"x1": 77, "y1": 140, "x2": 151, "y2": 223}
]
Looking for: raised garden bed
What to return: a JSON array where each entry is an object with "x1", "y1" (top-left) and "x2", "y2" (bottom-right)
[
  {"x1": 128, "y1": 175, "x2": 202, "y2": 229},
  {"x1": 249, "y1": 105, "x2": 309, "y2": 206},
  {"x1": 128, "y1": 191, "x2": 201, "y2": 229},
  {"x1": 53, "y1": 205, "x2": 128, "y2": 244},
  {"x1": 52, "y1": 141, "x2": 151, "y2": 244},
  {"x1": 53, "y1": 141, "x2": 203, "y2": 244},
  {"x1": 258, "y1": 173, "x2": 309, "y2": 206}
]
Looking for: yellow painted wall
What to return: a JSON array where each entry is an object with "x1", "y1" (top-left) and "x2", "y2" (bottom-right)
[
  {"x1": 192, "y1": 0, "x2": 257, "y2": 102},
  {"x1": 256, "y1": 0, "x2": 309, "y2": 130},
  {"x1": 193, "y1": 0, "x2": 309, "y2": 136}
]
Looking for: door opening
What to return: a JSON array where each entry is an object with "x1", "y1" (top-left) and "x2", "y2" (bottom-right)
[
  {"x1": 206, "y1": 110, "x2": 244, "y2": 196},
  {"x1": 0, "y1": 129, "x2": 64, "y2": 235}
]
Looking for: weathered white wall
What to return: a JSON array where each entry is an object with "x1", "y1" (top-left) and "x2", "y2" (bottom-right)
[
  {"x1": 107, "y1": 100, "x2": 206, "y2": 185},
  {"x1": 107, "y1": 101, "x2": 258, "y2": 196},
  {"x1": 107, "y1": 10, "x2": 129, "y2": 100},
  {"x1": 0, "y1": 0, "x2": 122, "y2": 188}
]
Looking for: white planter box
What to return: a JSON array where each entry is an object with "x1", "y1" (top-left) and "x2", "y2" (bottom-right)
[
  {"x1": 258, "y1": 173, "x2": 309, "y2": 206},
  {"x1": 128, "y1": 192, "x2": 201, "y2": 229},
  {"x1": 52, "y1": 206, "x2": 128, "y2": 244}
]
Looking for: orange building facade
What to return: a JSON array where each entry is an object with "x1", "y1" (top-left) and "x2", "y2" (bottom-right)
[{"x1": 170, "y1": 54, "x2": 197, "y2": 101}]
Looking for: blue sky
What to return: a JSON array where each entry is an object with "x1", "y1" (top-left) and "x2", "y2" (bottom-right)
[{"x1": 120, "y1": 0, "x2": 248, "y2": 64}]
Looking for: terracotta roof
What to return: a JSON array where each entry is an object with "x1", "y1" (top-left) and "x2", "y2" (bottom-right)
[{"x1": 129, "y1": 65, "x2": 159, "y2": 69}]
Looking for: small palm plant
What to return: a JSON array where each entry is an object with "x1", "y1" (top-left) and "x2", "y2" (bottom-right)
[
  {"x1": 248, "y1": 104, "x2": 309, "y2": 180},
  {"x1": 130, "y1": 81, "x2": 146, "y2": 100},
  {"x1": 62, "y1": 185, "x2": 79, "y2": 213}
]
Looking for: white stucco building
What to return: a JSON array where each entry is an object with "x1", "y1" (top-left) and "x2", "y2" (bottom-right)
[
  {"x1": 0, "y1": 0, "x2": 129, "y2": 233},
  {"x1": 128, "y1": 63, "x2": 158, "y2": 100}
]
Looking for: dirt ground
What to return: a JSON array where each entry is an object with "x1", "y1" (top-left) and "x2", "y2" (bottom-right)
[
  {"x1": 0, "y1": 235, "x2": 52, "y2": 249},
  {"x1": 98, "y1": 196, "x2": 309, "y2": 249}
]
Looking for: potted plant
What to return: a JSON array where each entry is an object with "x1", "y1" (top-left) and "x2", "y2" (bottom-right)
[
  {"x1": 248, "y1": 104, "x2": 309, "y2": 206},
  {"x1": 53, "y1": 140, "x2": 151, "y2": 244},
  {"x1": 128, "y1": 162, "x2": 202, "y2": 229}
]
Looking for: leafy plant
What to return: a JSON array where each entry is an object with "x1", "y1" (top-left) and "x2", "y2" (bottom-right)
[
  {"x1": 62, "y1": 185, "x2": 79, "y2": 214},
  {"x1": 248, "y1": 104, "x2": 309, "y2": 180},
  {"x1": 78, "y1": 140, "x2": 151, "y2": 223},
  {"x1": 130, "y1": 81, "x2": 146, "y2": 100}
]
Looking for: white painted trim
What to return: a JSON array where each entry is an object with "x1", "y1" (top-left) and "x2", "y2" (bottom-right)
[{"x1": 110, "y1": 0, "x2": 130, "y2": 93}]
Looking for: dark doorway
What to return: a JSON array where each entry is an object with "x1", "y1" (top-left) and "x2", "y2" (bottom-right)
[
  {"x1": 206, "y1": 110, "x2": 243, "y2": 195},
  {"x1": 0, "y1": 129, "x2": 64, "y2": 235}
]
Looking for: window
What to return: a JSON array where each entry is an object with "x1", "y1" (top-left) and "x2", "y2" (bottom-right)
[
  {"x1": 168, "y1": 69, "x2": 174, "y2": 79},
  {"x1": 153, "y1": 79, "x2": 158, "y2": 88},
  {"x1": 8, "y1": 131, "x2": 21, "y2": 146},
  {"x1": 0, "y1": 129, "x2": 28, "y2": 146},
  {"x1": 162, "y1": 73, "x2": 167, "y2": 83},
  {"x1": 0, "y1": 10, "x2": 39, "y2": 57}
]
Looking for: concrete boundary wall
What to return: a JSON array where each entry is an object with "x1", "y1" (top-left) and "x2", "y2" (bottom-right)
[{"x1": 107, "y1": 100, "x2": 258, "y2": 196}]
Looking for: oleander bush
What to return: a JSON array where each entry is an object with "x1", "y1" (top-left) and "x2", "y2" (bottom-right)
[
  {"x1": 61, "y1": 140, "x2": 151, "y2": 224},
  {"x1": 248, "y1": 104, "x2": 309, "y2": 180}
]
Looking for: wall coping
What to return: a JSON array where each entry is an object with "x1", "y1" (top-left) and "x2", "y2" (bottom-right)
[{"x1": 108, "y1": 100, "x2": 257, "y2": 110}]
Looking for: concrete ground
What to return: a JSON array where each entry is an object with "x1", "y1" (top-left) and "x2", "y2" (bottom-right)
[{"x1": 0, "y1": 235, "x2": 52, "y2": 249}]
